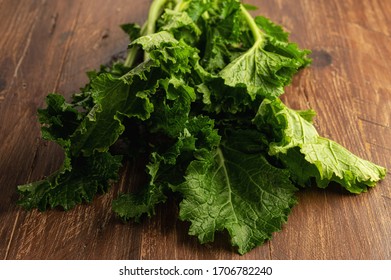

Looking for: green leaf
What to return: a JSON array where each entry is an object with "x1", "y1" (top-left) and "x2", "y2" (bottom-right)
[
  {"x1": 254, "y1": 98, "x2": 387, "y2": 193},
  {"x1": 38, "y1": 94, "x2": 82, "y2": 146},
  {"x1": 131, "y1": 30, "x2": 180, "y2": 51},
  {"x1": 172, "y1": 130, "x2": 298, "y2": 254},
  {"x1": 255, "y1": 16, "x2": 289, "y2": 42},
  {"x1": 196, "y1": 4, "x2": 311, "y2": 114},
  {"x1": 218, "y1": 5, "x2": 310, "y2": 99},
  {"x1": 182, "y1": 0, "x2": 211, "y2": 22},
  {"x1": 199, "y1": 1, "x2": 250, "y2": 74},
  {"x1": 18, "y1": 152, "x2": 122, "y2": 211},
  {"x1": 148, "y1": 77, "x2": 196, "y2": 138},
  {"x1": 70, "y1": 70, "x2": 155, "y2": 156},
  {"x1": 243, "y1": 4, "x2": 258, "y2": 11},
  {"x1": 112, "y1": 153, "x2": 166, "y2": 221},
  {"x1": 113, "y1": 115, "x2": 220, "y2": 220},
  {"x1": 218, "y1": 36, "x2": 309, "y2": 99},
  {"x1": 121, "y1": 23, "x2": 142, "y2": 41},
  {"x1": 112, "y1": 186, "x2": 166, "y2": 222},
  {"x1": 159, "y1": 9, "x2": 201, "y2": 44},
  {"x1": 131, "y1": 31, "x2": 199, "y2": 74},
  {"x1": 208, "y1": 0, "x2": 242, "y2": 21}
]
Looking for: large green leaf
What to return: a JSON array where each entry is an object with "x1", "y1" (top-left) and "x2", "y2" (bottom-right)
[
  {"x1": 218, "y1": 5, "x2": 310, "y2": 100},
  {"x1": 172, "y1": 130, "x2": 297, "y2": 254},
  {"x1": 254, "y1": 98, "x2": 387, "y2": 193},
  {"x1": 18, "y1": 152, "x2": 122, "y2": 211}
]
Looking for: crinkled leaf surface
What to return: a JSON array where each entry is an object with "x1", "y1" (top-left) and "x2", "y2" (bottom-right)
[
  {"x1": 254, "y1": 98, "x2": 387, "y2": 193},
  {"x1": 172, "y1": 130, "x2": 298, "y2": 254},
  {"x1": 112, "y1": 153, "x2": 166, "y2": 221},
  {"x1": 218, "y1": 35, "x2": 310, "y2": 100},
  {"x1": 218, "y1": 6, "x2": 311, "y2": 100},
  {"x1": 38, "y1": 94, "x2": 82, "y2": 144},
  {"x1": 112, "y1": 116, "x2": 221, "y2": 220},
  {"x1": 17, "y1": 0, "x2": 386, "y2": 255},
  {"x1": 18, "y1": 152, "x2": 122, "y2": 211},
  {"x1": 159, "y1": 9, "x2": 201, "y2": 45},
  {"x1": 70, "y1": 71, "x2": 155, "y2": 156},
  {"x1": 72, "y1": 31, "x2": 198, "y2": 156}
]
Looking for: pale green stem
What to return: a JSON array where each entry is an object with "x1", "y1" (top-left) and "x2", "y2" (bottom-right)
[
  {"x1": 124, "y1": 0, "x2": 171, "y2": 68},
  {"x1": 240, "y1": 4, "x2": 264, "y2": 44}
]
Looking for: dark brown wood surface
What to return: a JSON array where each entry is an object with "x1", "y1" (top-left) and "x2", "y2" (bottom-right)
[{"x1": 0, "y1": 0, "x2": 390, "y2": 260}]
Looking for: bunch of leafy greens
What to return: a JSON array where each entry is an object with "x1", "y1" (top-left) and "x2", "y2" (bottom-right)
[{"x1": 18, "y1": 0, "x2": 386, "y2": 254}]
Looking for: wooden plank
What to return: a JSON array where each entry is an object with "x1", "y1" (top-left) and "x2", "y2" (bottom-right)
[
  {"x1": 0, "y1": 0, "x2": 390, "y2": 260},
  {"x1": 0, "y1": 0, "x2": 61, "y2": 259},
  {"x1": 0, "y1": 0, "x2": 151, "y2": 260},
  {"x1": 251, "y1": 0, "x2": 391, "y2": 259}
]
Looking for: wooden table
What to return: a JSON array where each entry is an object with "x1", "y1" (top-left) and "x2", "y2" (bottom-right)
[{"x1": 0, "y1": 0, "x2": 390, "y2": 260}]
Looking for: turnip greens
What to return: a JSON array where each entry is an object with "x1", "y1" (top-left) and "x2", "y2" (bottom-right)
[{"x1": 18, "y1": 0, "x2": 386, "y2": 254}]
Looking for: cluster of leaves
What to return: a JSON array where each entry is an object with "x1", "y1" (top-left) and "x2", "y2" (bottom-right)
[{"x1": 18, "y1": 0, "x2": 386, "y2": 254}]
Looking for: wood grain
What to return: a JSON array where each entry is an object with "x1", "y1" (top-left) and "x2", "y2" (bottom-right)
[{"x1": 0, "y1": 0, "x2": 390, "y2": 260}]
